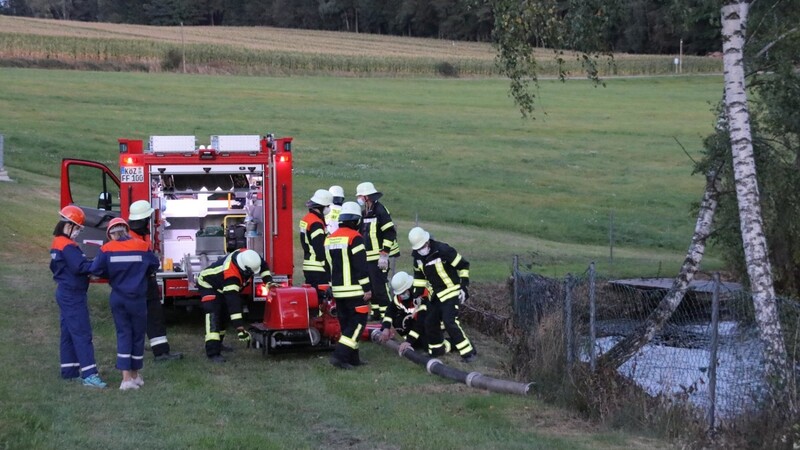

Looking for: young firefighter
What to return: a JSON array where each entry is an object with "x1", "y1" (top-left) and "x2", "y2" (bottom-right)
[
  {"x1": 355, "y1": 182, "x2": 396, "y2": 320},
  {"x1": 90, "y1": 218, "x2": 160, "y2": 390},
  {"x1": 126, "y1": 200, "x2": 183, "y2": 362},
  {"x1": 196, "y1": 249, "x2": 273, "y2": 363},
  {"x1": 49, "y1": 205, "x2": 107, "y2": 388},
  {"x1": 325, "y1": 202, "x2": 372, "y2": 369},
  {"x1": 408, "y1": 227, "x2": 477, "y2": 362},
  {"x1": 299, "y1": 189, "x2": 333, "y2": 290},
  {"x1": 377, "y1": 271, "x2": 434, "y2": 355}
]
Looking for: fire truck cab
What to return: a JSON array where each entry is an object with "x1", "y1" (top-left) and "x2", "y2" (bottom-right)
[{"x1": 60, "y1": 134, "x2": 295, "y2": 317}]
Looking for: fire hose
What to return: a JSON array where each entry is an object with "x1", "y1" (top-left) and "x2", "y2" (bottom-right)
[{"x1": 369, "y1": 330, "x2": 534, "y2": 396}]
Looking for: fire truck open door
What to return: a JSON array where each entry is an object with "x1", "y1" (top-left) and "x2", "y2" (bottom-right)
[{"x1": 60, "y1": 158, "x2": 121, "y2": 259}]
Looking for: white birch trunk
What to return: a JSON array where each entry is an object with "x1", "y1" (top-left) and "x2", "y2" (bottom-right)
[
  {"x1": 599, "y1": 170, "x2": 720, "y2": 368},
  {"x1": 720, "y1": 1, "x2": 788, "y2": 380}
]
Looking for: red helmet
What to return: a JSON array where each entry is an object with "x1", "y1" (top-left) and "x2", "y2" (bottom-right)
[
  {"x1": 106, "y1": 217, "x2": 130, "y2": 239},
  {"x1": 59, "y1": 205, "x2": 85, "y2": 227}
]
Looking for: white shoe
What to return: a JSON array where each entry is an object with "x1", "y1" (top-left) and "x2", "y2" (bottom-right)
[
  {"x1": 119, "y1": 380, "x2": 140, "y2": 391},
  {"x1": 132, "y1": 376, "x2": 144, "y2": 387}
]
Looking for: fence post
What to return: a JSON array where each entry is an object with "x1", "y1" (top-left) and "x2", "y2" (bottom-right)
[
  {"x1": 513, "y1": 255, "x2": 519, "y2": 319},
  {"x1": 0, "y1": 134, "x2": 11, "y2": 182},
  {"x1": 589, "y1": 262, "x2": 597, "y2": 372},
  {"x1": 707, "y1": 272, "x2": 721, "y2": 434},
  {"x1": 564, "y1": 274, "x2": 574, "y2": 369}
]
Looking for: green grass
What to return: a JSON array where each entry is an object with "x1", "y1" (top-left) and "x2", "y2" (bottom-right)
[
  {"x1": 0, "y1": 67, "x2": 718, "y2": 448},
  {"x1": 0, "y1": 171, "x2": 663, "y2": 449},
  {"x1": 0, "y1": 68, "x2": 725, "y2": 280}
]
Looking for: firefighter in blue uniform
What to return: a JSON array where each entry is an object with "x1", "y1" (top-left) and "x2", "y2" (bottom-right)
[
  {"x1": 127, "y1": 200, "x2": 183, "y2": 362},
  {"x1": 299, "y1": 189, "x2": 333, "y2": 289},
  {"x1": 49, "y1": 205, "x2": 107, "y2": 388},
  {"x1": 408, "y1": 227, "x2": 477, "y2": 362},
  {"x1": 90, "y1": 218, "x2": 160, "y2": 390},
  {"x1": 378, "y1": 271, "x2": 434, "y2": 354},
  {"x1": 325, "y1": 202, "x2": 372, "y2": 369},
  {"x1": 355, "y1": 182, "x2": 396, "y2": 321},
  {"x1": 196, "y1": 249, "x2": 273, "y2": 363}
]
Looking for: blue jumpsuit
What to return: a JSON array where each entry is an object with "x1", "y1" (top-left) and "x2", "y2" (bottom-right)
[
  {"x1": 50, "y1": 235, "x2": 98, "y2": 380},
  {"x1": 90, "y1": 237, "x2": 159, "y2": 371}
]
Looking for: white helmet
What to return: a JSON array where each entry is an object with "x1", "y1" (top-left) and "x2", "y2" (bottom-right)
[
  {"x1": 328, "y1": 185, "x2": 344, "y2": 198},
  {"x1": 408, "y1": 227, "x2": 430, "y2": 250},
  {"x1": 391, "y1": 271, "x2": 414, "y2": 295},
  {"x1": 308, "y1": 189, "x2": 333, "y2": 207},
  {"x1": 355, "y1": 182, "x2": 379, "y2": 197},
  {"x1": 236, "y1": 249, "x2": 262, "y2": 273},
  {"x1": 129, "y1": 200, "x2": 154, "y2": 221},
  {"x1": 338, "y1": 201, "x2": 362, "y2": 222}
]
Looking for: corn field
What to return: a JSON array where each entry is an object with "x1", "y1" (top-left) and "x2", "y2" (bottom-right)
[{"x1": 0, "y1": 16, "x2": 722, "y2": 77}]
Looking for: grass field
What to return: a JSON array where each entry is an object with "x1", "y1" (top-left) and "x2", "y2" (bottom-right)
[{"x1": 0, "y1": 61, "x2": 724, "y2": 448}]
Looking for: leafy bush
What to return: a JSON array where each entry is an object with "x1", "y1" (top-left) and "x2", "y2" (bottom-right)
[
  {"x1": 161, "y1": 48, "x2": 182, "y2": 72},
  {"x1": 436, "y1": 61, "x2": 459, "y2": 77}
]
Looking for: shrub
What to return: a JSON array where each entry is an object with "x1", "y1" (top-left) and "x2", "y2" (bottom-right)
[
  {"x1": 436, "y1": 61, "x2": 459, "y2": 77},
  {"x1": 161, "y1": 48, "x2": 182, "y2": 72}
]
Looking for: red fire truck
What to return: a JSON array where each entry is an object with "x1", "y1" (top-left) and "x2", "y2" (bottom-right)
[{"x1": 60, "y1": 134, "x2": 295, "y2": 320}]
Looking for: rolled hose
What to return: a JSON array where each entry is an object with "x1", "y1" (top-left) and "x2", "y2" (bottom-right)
[{"x1": 370, "y1": 329, "x2": 533, "y2": 396}]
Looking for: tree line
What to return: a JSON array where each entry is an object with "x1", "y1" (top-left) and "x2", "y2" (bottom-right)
[{"x1": 1, "y1": 0, "x2": 722, "y2": 55}]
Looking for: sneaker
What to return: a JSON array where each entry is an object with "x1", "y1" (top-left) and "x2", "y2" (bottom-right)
[
  {"x1": 132, "y1": 376, "x2": 144, "y2": 387},
  {"x1": 329, "y1": 355, "x2": 354, "y2": 370},
  {"x1": 119, "y1": 380, "x2": 140, "y2": 391},
  {"x1": 154, "y1": 352, "x2": 184, "y2": 362},
  {"x1": 208, "y1": 355, "x2": 226, "y2": 364},
  {"x1": 82, "y1": 374, "x2": 107, "y2": 389}
]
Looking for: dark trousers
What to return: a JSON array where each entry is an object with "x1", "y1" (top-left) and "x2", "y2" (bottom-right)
[
  {"x1": 201, "y1": 290, "x2": 229, "y2": 358},
  {"x1": 366, "y1": 262, "x2": 389, "y2": 318},
  {"x1": 56, "y1": 288, "x2": 98, "y2": 379},
  {"x1": 425, "y1": 297, "x2": 474, "y2": 357},
  {"x1": 110, "y1": 295, "x2": 147, "y2": 371},
  {"x1": 332, "y1": 296, "x2": 369, "y2": 365},
  {"x1": 146, "y1": 275, "x2": 170, "y2": 356}
]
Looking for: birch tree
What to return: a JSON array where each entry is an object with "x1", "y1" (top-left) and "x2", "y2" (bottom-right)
[
  {"x1": 492, "y1": 0, "x2": 791, "y2": 386},
  {"x1": 719, "y1": 0, "x2": 787, "y2": 381}
]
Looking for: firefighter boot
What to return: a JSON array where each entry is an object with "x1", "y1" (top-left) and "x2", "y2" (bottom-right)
[{"x1": 329, "y1": 354, "x2": 354, "y2": 370}]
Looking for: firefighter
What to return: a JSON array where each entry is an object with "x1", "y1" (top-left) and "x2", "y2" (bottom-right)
[
  {"x1": 378, "y1": 271, "x2": 433, "y2": 354},
  {"x1": 90, "y1": 218, "x2": 160, "y2": 390},
  {"x1": 196, "y1": 249, "x2": 273, "y2": 363},
  {"x1": 408, "y1": 227, "x2": 477, "y2": 362},
  {"x1": 325, "y1": 185, "x2": 344, "y2": 234},
  {"x1": 49, "y1": 205, "x2": 107, "y2": 388},
  {"x1": 325, "y1": 201, "x2": 372, "y2": 369},
  {"x1": 127, "y1": 200, "x2": 183, "y2": 362},
  {"x1": 355, "y1": 181, "x2": 396, "y2": 321},
  {"x1": 299, "y1": 189, "x2": 333, "y2": 289}
]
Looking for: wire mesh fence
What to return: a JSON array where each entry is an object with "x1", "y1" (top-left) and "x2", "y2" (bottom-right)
[{"x1": 511, "y1": 258, "x2": 800, "y2": 430}]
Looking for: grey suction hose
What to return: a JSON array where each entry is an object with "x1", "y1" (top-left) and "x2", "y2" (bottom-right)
[{"x1": 370, "y1": 330, "x2": 534, "y2": 396}]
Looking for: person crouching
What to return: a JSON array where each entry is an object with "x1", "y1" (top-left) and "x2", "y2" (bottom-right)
[{"x1": 90, "y1": 218, "x2": 159, "y2": 390}]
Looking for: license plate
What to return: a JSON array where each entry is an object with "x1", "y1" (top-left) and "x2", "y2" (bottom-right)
[{"x1": 121, "y1": 166, "x2": 145, "y2": 183}]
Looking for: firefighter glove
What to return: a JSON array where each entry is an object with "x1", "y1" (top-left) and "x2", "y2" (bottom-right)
[
  {"x1": 237, "y1": 328, "x2": 251, "y2": 342},
  {"x1": 458, "y1": 288, "x2": 469, "y2": 304},
  {"x1": 398, "y1": 341, "x2": 412, "y2": 356},
  {"x1": 377, "y1": 253, "x2": 389, "y2": 270}
]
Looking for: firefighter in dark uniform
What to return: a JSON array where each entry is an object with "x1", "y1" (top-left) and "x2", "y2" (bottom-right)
[
  {"x1": 50, "y1": 205, "x2": 107, "y2": 388},
  {"x1": 355, "y1": 181, "x2": 396, "y2": 321},
  {"x1": 196, "y1": 249, "x2": 273, "y2": 363},
  {"x1": 325, "y1": 201, "x2": 372, "y2": 369},
  {"x1": 377, "y1": 271, "x2": 434, "y2": 354},
  {"x1": 325, "y1": 185, "x2": 344, "y2": 235},
  {"x1": 127, "y1": 200, "x2": 183, "y2": 362},
  {"x1": 408, "y1": 227, "x2": 477, "y2": 362},
  {"x1": 299, "y1": 189, "x2": 333, "y2": 289}
]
